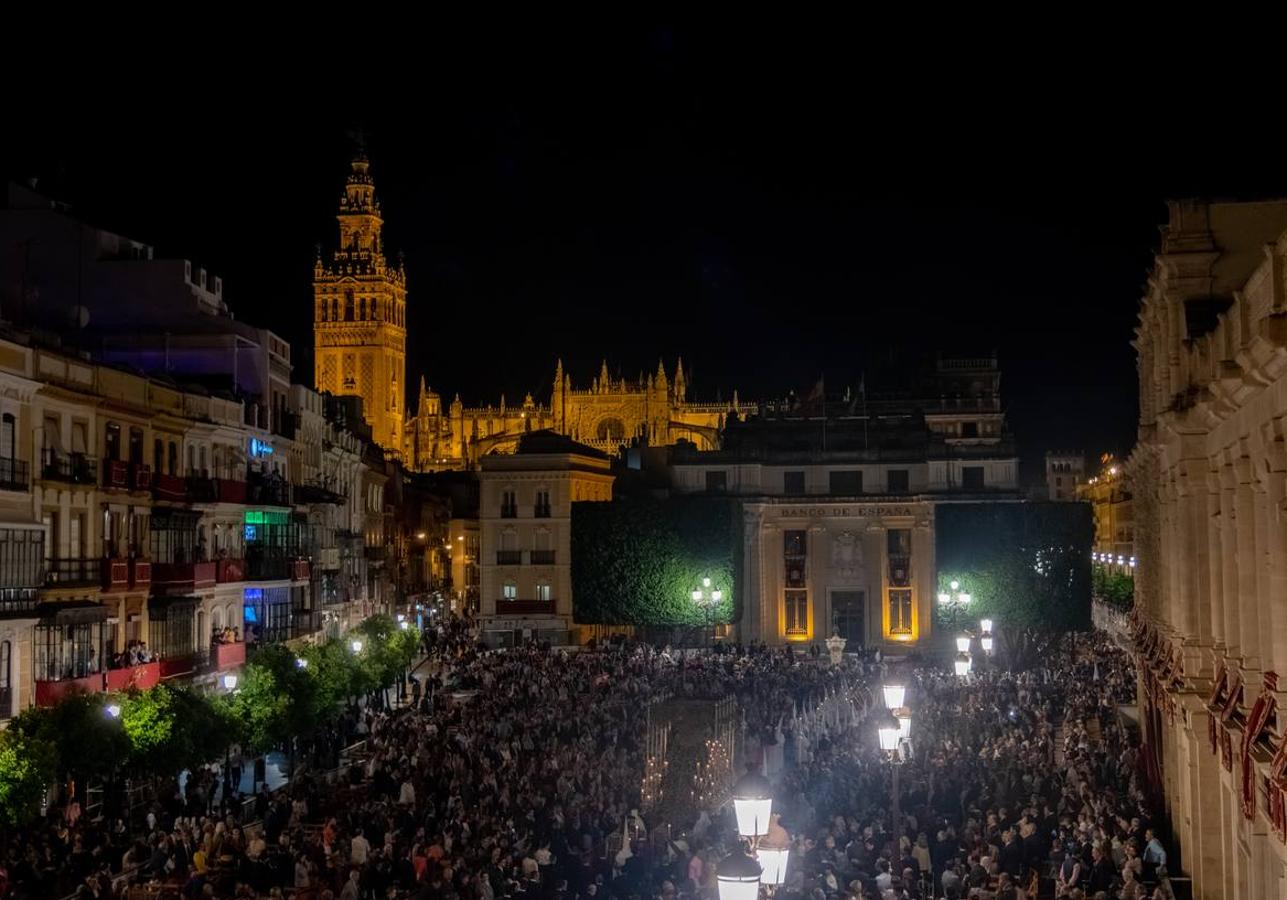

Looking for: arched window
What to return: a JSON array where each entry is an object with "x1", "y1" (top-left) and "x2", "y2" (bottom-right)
[
  {"x1": 212, "y1": 606, "x2": 224, "y2": 635},
  {"x1": 596, "y1": 418, "x2": 625, "y2": 441}
]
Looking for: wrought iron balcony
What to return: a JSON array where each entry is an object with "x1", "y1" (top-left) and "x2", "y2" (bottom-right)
[
  {"x1": 530, "y1": 550, "x2": 556, "y2": 565},
  {"x1": 40, "y1": 450, "x2": 97, "y2": 485},
  {"x1": 495, "y1": 550, "x2": 523, "y2": 565},
  {"x1": 44, "y1": 557, "x2": 100, "y2": 587},
  {"x1": 0, "y1": 458, "x2": 30, "y2": 492}
]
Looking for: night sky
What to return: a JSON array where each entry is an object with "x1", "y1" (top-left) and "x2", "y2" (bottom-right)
[{"x1": 5, "y1": 30, "x2": 1282, "y2": 486}]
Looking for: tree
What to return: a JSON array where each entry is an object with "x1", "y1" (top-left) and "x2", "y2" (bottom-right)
[
  {"x1": 0, "y1": 727, "x2": 55, "y2": 829},
  {"x1": 11, "y1": 692, "x2": 131, "y2": 789},
  {"x1": 226, "y1": 661, "x2": 289, "y2": 756},
  {"x1": 119, "y1": 685, "x2": 231, "y2": 777},
  {"x1": 571, "y1": 496, "x2": 739, "y2": 625},
  {"x1": 936, "y1": 502, "x2": 1093, "y2": 669}
]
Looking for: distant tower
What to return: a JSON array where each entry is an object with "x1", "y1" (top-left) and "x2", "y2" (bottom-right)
[
  {"x1": 313, "y1": 148, "x2": 408, "y2": 454},
  {"x1": 1045, "y1": 450, "x2": 1086, "y2": 501}
]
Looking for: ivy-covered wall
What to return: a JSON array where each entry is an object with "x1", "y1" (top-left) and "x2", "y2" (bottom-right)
[
  {"x1": 935, "y1": 501, "x2": 1093, "y2": 631},
  {"x1": 571, "y1": 496, "x2": 740, "y2": 625}
]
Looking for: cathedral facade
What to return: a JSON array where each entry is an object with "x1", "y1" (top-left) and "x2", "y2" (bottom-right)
[
  {"x1": 313, "y1": 153, "x2": 408, "y2": 453},
  {"x1": 406, "y1": 359, "x2": 740, "y2": 471},
  {"x1": 314, "y1": 154, "x2": 742, "y2": 470}
]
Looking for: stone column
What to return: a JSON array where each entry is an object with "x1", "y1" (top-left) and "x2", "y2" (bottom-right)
[
  {"x1": 913, "y1": 515, "x2": 934, "y2": 643},
  {"x1": 808, "y1": 525, "x2": 828, "y2": 642},
  {"x1": 1206, "y1": 461, "x2": 1227, "y2": 659},
  {"x1": 741, "y1": 508, "x2": 762, "y2": 644},
  {"x1": 1234, "y1": 456, "x2": 1261, "y2": 671},
  {"x1": 761, "y1": 523, "x2": 781, "y2": 644},
  {"x1": 1219, "y1": 460, "x2": 1241, "y2": 663}
]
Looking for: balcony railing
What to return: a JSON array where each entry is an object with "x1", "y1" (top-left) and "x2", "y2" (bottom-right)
[
  {"x1": 102, "y1": 458, "x2": 128, "y2": 490},
  {"x1": 130, "y1": 558, "x2": 151, "y2": 589},
  {"x1": 130, "y1": 462, "x2": 152, "y2": 492},
  {"x1": 151, "y1": 560, "x2": 217, "y2": 591},
  {"x1": 534, "y1": 504, "x2": 551, "y2": 518},
  {"x1": 245, "y1": 557, "x2": 287, "y2": 580},
  {"x1": 216, "y1": 558, "x2": 245, "y2": 583},
  {"x1": 496, "y1": 599, "x2": 555, "y2": 615},
  {"x1": 247, "y1": 473, "x2": 291, "y2": 507},
  {"x1": 210, "y1": 640, "x2": 245, "y2": 670},
  {"x1": 500, "y1": 505, "x2": 517, "y2": 519},
  {"x1": 530, "y1": 550, "x2": 556, "y2": 565},
  {"x1": 153, "y1": 472, "x2": 187, "y2": 502},
  {"x1": 214, "y1": 478, "x2": 246, "y2": 504},
  {"x1": 364, "y1": 545, "x2": 387, "y2": 561},
  {"x1": 289, "y1": 609, "x2": 322, "y2": 638},
  {"x1": 0, "y1": 458, "x2": 30, "y2": 492},
  {"x1": 0, "y1": 588, "x2": 38, "y2": 618},
  {"x1": 40, "y1": 450, "x2": 97, "y2": 485},
  {"x1": 45, "y1": 558, "x2": 100, "y2": 587},
  {"x1": 496, "y1": 550, "x2": 523, "y2": 565},
  {"x1": 100, "y1": 557, "x2": 129, "y2": 593},
  {"x1": 290, "y1": 559, "x2": 311, "y2": 582}
]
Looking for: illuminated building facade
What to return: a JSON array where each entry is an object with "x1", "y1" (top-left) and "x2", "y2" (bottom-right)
[
  {"x1": 671, "y1": 356, "x2": 1020, "y2": 648},
  {"x1": 1129, "y1": 199, "x2": 1287, "y2": 897}
]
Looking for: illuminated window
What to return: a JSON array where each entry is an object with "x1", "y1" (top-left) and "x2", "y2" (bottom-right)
[
  {"x1": 536, "y1": 583, "x2": 551, "y2": 602},
  {"x1": 888, "y1": 589, "x2": 912, "y2": 635},
  {"x1": 785, "y1": 590, "x2": 808, "y2": 635},
  {"x1": 502, "y1": 583, "x2": 517, "y2": 601}
]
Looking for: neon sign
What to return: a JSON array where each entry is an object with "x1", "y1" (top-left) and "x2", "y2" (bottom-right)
[{"x1": 249, "y1": 438, "x2": 274, "y2": 458}]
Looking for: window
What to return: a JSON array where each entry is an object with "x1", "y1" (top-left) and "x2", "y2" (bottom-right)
[
  {"x1": 1055, "y1": 476, "x2": 1062, "y2": 487},
  {"x1": 961, "y1": 466, "x2": 985, "y2": 490},
  {"x1": 785, "y1": 590, "x2": 808, "y2": 635},
  {"x1": 501, "y1": 489, "x2": 517, "y2": 518},
  {"x1": 534, "y1": 490, "x2": 551, "y2": 518},
  {"x1": 783, "y1": 471, "x2": 805, "y2": 495},
  {"x1": 0, "y1": 640, "x2": 11, "y2": 717},
  {"x1": 887, "y1": 469, "x2": 909, "y2": 493},
  {"x1": 502, "y1": 583, "x2": 517, "y2": 601},
  {"x1": 536, "y1": 583, "x2": 551, "y2": 603},
  {"x1": 153, "y1": 438, "x2": 164, "y2": 473},
  {"x1": 104, "y1": 422, "x2": 121, "y2": 461},
  {"x1": 961, "y1": 422, "x2": 979, "y2": 438},
  {"x1": 888, "y1": 589, "x2": 913, "y2": 635},
  {"x1": 887, "y1": 529, "x2": 911, "y2": 587},
  {"x1": 129, "y1": 427, "x2": 144, "y2": 465},
  {"x1": 784, "y1": 530, "x2": 807, "y2": 588},
  {"x1": 168, "y1": 442, "x2": 178, "y2": 476},
  {"x1": 0, "y1": 414, "x2": 13, "y2": 461},
  {"x1": 829, "y1": 470, "x2": 862, "y2": 495},
  {"x1": 705, "y1": 470, "x2": 727, "y2": 493}
]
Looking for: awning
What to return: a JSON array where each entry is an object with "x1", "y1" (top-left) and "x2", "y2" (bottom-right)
[{"x1": 36, "y1": 601, "x2": 108, "y2": 625}]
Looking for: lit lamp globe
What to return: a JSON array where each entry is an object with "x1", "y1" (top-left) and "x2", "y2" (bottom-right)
[
  {"x1": 979, "y1": 618, "x2": 993, "y2": 635},
  {"x1": 731, "y1": 768, "x2": 773, "y2": 839},
  {"x1": 957, "y1": 592, "x2": 971, "y2": 605},
  {"x1": 936, "y1": 592, "x2": 951, "y2": 605},
  {"x1": 895, "y1": 708, "x2": 912, "y2": 740},
  {"x1": 949, "y1": 580, "x2": 960, "y2": 591},
  {"x1": 954, "y1": 652, "x2": 972, "y2": 677},
  {"x1": 716, "y1": 848, "x2": 763, "y2": 900},
  {"x1": 692, "y1": 589, "x2": 704, "y2": 602},
  {"x1": 980, "y1": 634, "x2": 994, "y2": 653},
  {"x1": 882, "y1": 683, "x2": 906, "y2": 710},
  {"x1": 955, "y1": 635, "x2": 971, "y2": 653},
  {"x1": 877, "y1": 714, "x2": 902, "y2": 754},
  {"x1": 756, "y1": 846, "x2": 790, "y2": 887}
]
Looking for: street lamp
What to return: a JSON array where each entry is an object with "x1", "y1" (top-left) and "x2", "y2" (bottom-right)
[
  {"x1": 979, "y1": 618, "x2": 994, "y2": 656},
  {"x1": 350, "y1": 639, "x2": 363, "y2": 653},
  {"x1": 955, "y1": 635, "x2": 971, "y2": 653},
  {"x1": 716, "y1": 848, "x2": 763, "y2": 900},
  {"x1": 295, "y1": 657, "x2": 308, "y2": 669},
  {"x1": 691, "y1": 578, "x2": 724, "y2": 648},
  {"x1": 756, "y1": 846, "x2": 789, "y2": 888},
  {"x1": 882, "y1": 683, "x2": 905, "y2": 710},
  {"x1": 221, "y1": 673, "x2": 238, "y2": 692},
  {"x1": 938, "y1": 580, "x2": 971, "y2": 630},
  {"x1": 105, "y1": 703, "x2": 121, "y2": 718},
  {"x1": 731, "y1": 767, "x2": 773, "y2": 841},
  {"x1": 953, "y1": 651, "x2": 972, "y2": 678},
  {"x1": 877, "y1": 707, "x2": 912, "y2": 847},
  {"x1": 399, "y1": 621, "x2": 410, "y2": 631}
]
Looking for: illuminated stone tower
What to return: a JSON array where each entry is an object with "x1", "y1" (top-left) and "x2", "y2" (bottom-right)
[{"x1": 314, "y1": 151, "x2": 407, "y2": 454}]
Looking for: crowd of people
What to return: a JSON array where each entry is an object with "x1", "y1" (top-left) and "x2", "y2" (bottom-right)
[{"x1": 1, "y1": 617, "x2": 1156, "y2": 900}]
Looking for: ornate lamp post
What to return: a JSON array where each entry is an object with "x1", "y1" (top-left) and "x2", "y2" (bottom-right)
[
  {"x1": 877, "y1": 705, "x2": 912, "y2": 845},
  {"x1": 731, "y1": 767, "x2": 773, "y2": 842},
  {"x1": 936, "y1": 579, "x2": 971, "y2": 632},
  {"x1": 691, "y1": 577, "x2": 724, "y2": 648},
  {"x1": 979, "y1": 618, "x2": 994, "y2": 656},
  {"x1": 716, "y1": 847, "x2": 763, "y2": 900}
]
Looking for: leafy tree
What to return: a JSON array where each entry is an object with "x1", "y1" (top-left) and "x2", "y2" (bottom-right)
[
  {"x1": 571, "y1": 496, "x2": 738, "y2": 625},
  {"x1": 11, "y1": 692, "x2": 131, "y2": 786},
  {"x1": 226, "y1": 661, "x2": 289, "y2": 755},
  {"x1": 300, "y1": 638, "x2": 355, "y2": 719},
  {"x1": 0, "y1": 727, "x2": 55, "y2": 829},
  {"x1": 119, "y1": 685, "x2": 231, "y2": 776},
  {"x1": 936, "y1": 502, "x2": 1092, "y2": 668},
  {"x1": 1092, "y1": 567, "x2": 1134, "y2": 611}
]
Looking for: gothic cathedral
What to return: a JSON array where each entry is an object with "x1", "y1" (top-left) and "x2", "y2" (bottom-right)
[
  {"x1": 314, "y1": 153, "x2": 745, "y2": 470},
  {"x1": 313, "y1": 151, "x2": 407, "y2": 452}
]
